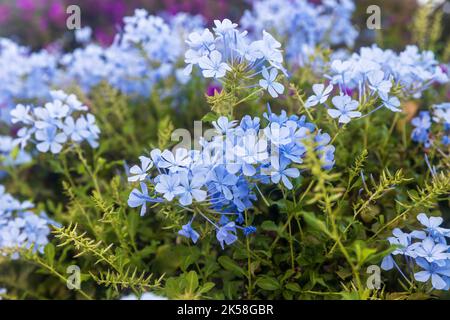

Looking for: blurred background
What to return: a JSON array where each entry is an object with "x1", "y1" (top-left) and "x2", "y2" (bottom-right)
[{"x1": 0, "y1": 0, "x2": 448, "y2": 51}]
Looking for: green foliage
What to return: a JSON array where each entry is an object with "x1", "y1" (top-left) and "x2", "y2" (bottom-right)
[{"x1": 0, "y1": 20, "x2": 449, "y2": 300}]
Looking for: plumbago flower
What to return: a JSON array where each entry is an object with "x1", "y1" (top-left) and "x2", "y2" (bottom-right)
[
  {"x1": 0, "y1": 136, "x2": 31, "y2": 168},
  {"x1": 0, "y1": 185, "x2": 57, "y2": 259},
  {"x1": 241, "y1": 0, "x2": 357, "y2": 67},
  {"x1": 60, "y1": 10, "x2": 204, "y2": 96},
  {"x1": 411, "y1": 103, "x2": 450, "y2": 148},
  {"x1": 381, "y1": 213, "x2": 450, "y2": 291},
  {"x1": 0, "y1": 38, "x2": 58, "y2": 123},
  {"x1": 311, "y1": 45, "x2": 450, "y2": 124},
  {"x1": 127, "y1": 108, "x2": 335, "y2": 249},
  {"x1": 184, "y1": 19, "x2": 286, "y2": 98},
  {"x1": 328, "y1": 45, "x2": 448, "y2": 99},
  {"x1": 9, "y1": 91, "x2": 99, "y2": 154}
]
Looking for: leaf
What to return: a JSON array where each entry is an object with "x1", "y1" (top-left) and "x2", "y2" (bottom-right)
[
  {"x1": 127, "y1": 211, "x2": 139, "y2": 241},
  {"x1": 185, "y1": 271, "x2": 199, "y2": 293},
  {"x1": 261, "y1": 220, "x2": 279, "y2": 232},
  {"x1": 202, "y1": 112, "x2": 220, "y2": 123},
  {"x1": 301, "y1": 211, "x2": 333, "y2": 237},
  {"x1": 256, "y1": 276, "x2": 280, "y2": 291},
  {"x1": 285, "y1": 283, "x2": 301, "y2": 292},
  {"x1": 218, "y1": 256, "x2": 246, "y2": 277},
  {"x1": 198, "y1": 282, "x2": 215, "y2": 294},
  {"x1": 44, "y1": 243, "x2": 55, "y2": 266}
]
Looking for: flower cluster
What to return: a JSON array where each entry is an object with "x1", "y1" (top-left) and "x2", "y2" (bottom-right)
[
  {"x1": 303, "y1": 45, "x2": 449, "y2": 125},
  {"x1": 184, "y1": 19, "x2": 286, "y2": 97},
  {"x1": 0, "y1": 136, "x2": 31, "y2": 169},
  {"x1": 327, "y1": 45, "x2": 448, "y2": 101},
  {"x1": 0, "y1": 38, "x2": 58, "y2": 123},
  {"x1": 10, "y1": 91, "x2": 100, "y2": 154},
  {"x1": 61, "y1": 10, "x2": 204, "y2": 96},
  {"x1": 127, "y1": 109, "x2": 334, "y2": 248},
  {"x1": 411, "y1": 103, "x2": 450, "y2": 147},
  {"x1": 0, "y1": 185, "x2": 56, "y2": 259},
  {"x1": 381, "y1": 213, "x2": 450, "y2": 290},
  {"x1": 241, "y1": 0, "x2": 357, "y2": 67}
]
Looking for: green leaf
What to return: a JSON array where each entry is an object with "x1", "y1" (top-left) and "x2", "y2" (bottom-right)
[
  {"x1": 198, "y1": 282, "x2": 215, "y2": 294},
  {"x1": 301, "y1": 211, "x2": 333, "y2": 237},
  {"x1": 256, "y1": 276, "x2": 280, "y2": 291},
  {"x1": 44, "y1": 243, "x2": 55, "y2": 266},
  {"x1": 202, "y1": 112, "x2": 220, "y2": 123},
  {"x1": 285, "y1": 283, "x2": 301, "y2": 292},
  {"x1": 185, "y1": 271, "x2": 199, "y2": 293},
  {"x1": 127, "y1": 211, "x2": 139, "y2": 241},
  {"x1": 261, "y1": 220, "x2": 279, "y2": 232},
  {"x1": 218, "y1": 256, "x2": 246, "y2": 277}
]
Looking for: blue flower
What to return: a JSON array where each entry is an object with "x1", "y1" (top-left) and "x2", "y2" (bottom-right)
[
  {"x1": 212, "y1": 116, "x2": 237, "y2": 135},
  {"x1": 154, "y1": 174, "x2": 184, "y2": 201},
  {"x1": 382, "y1": 95, "x2": 401, "y2": 112},
  {"x1": 10, "y1": 92, "x2": 99, "y2": 154},
  {"x1": 414, "y1": 258, "x2": 450, "y2": 290},
  {"x1": 198, "y1": 51, "x2": 231, "y2": 78},
  {"x1": 213, "y1": 19, "x2": 238, "y2": 35},
  {"x1": 177, "y1": 172, "x2": 207, "y2": 206},
  {"x1": 417, "y1": 213, "x2": 450, "y2": 240},
  {"x1": 264, "y1": 156, "x2": 300, "y2": 190},
  {"x1": 328, "y1": 95, "x2": 361, "y2": 124},
  {"x1": 243, "y1": 226, "x2": 257, "y2": 236},
  {"x1": 35, "y1": 126, "x2": 67, "y2": 154},
  {"x1": 259, "y1": 67, "x2": 284, "y2": 98},
  {"x1": 128, "y1": 182, "x2": 153, "y2": 216},
  {"x1": 411, "y1": 112, "x2": 431, "y2": 145},
  {"x1": 414, "y1": 237, "x2": 449, "y2": 263},
  {"x1": 208, "y1": 166, "x2": 239, "y2": 201},
  {"x1": 367, "y1": 70, "x2": 392, "y2": 99},
  {"x1": 178, "y1": 222, "x2": 200, "y2": 243},
  {"x1": 127, "y1": 110, "x2": 335, "y2": 249},
  {"x1": 305, "y1": 84, "x2": 333, "y2": 108},
  {"x1": 128, "y1": 156, "x2": 153, "y2": 182},
  {"x1": 263, "y1": 122, "x2": 292, "y2": 145},
  {"x1": 216, "y1": 222, "x2": 238, "y2": 249},
  {"x1": 185, "y1": 20, "x2": 285, "y2": 97},
  {"x1": 0, "y1": 186, "x2": 55, "y2": 258}
]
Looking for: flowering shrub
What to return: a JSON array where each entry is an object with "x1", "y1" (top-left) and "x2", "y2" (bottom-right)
[{"x1": 0, "y1": 2, "x2": 449, "y2": 301}]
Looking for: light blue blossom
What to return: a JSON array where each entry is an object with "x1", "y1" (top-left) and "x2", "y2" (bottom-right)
[
  {"x1": 154, "y1": 174, "x2": 184, "y2": 201},
  {"x1": 305, "y1": 84, "x2": 333, "y2": 108},
  {"x1": 367, "y1": 70, "x2": 392, "y2": 99},
  {"x1": 178, "y1": 222, "x2": 200, "y2": 243},
  {"x1": 382, "y1": 213, "x2": 450, "y2": 291},
  {"x1": 414, "y1": 258, "x2": 450, "y2": 290},
  {"x1": 259, "y1": 67, "x2": 284, "y2": 98},
  {"x1": 414, "y1": 237, "x2": 449, "y2": 263},
  {"x1": 35, "y1": 127, "x2": 67, "y2": 154},
  {"x1": 264, "y1": 156, "x2": 300, "y2": 190},
  {"x1": 185, "y1": 19, "x2": 285, "y2": 97},
  {"x1": 198, "y1": 50, "x2": 231, "y2": 78},
  {"x1": 328, "y1": 95, "x2": 361, "y2": 124},
  {"x1": 382, "y1": 95, "x2": 401, "y2": 112},
  {"x1": 0, "y1": 186, "x2": 55, "y2": 258},
  {"x1": 128, "y1": 156, "x2": 153, "y2": 182},
  {"x1": 178, "y1": 172, "x2": 207, "y2": 206},
  {"x1": 10, "y1": 92, "x2": 99, "y2": 154},
  {"x1": 216, "y1": 222, "x2": 238, "y2": 249},
  {"x1": 127, "y1": 109, "x2": 334, "y2": 249},
  {"x1": 127, "y1": 182, "x2": 162, "y2": 216}
]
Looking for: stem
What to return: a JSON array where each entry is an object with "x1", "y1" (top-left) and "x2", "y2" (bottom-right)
[
  {"x1": 245, "y1": 211, "x2": 253, "y2": 299},
  {"x1": 74, "y1": 146, "x2": 101, "y2": 196}
]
